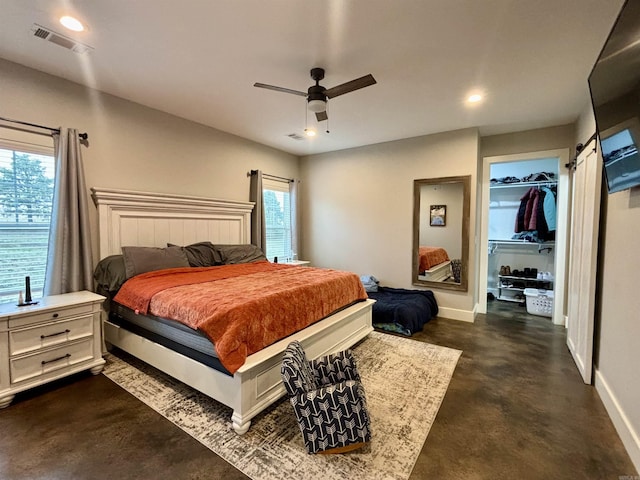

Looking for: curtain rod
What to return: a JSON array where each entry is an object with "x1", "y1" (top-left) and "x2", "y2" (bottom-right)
[
  {"x1": 0, "y1": 116, "x2": 88, "y2": 140},
  {"x1": 248, "y1": 170, "x2": 293, "y2": 183}
]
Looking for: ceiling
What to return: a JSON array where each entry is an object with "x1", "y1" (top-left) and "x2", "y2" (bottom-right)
[{"x1": 0, "y1": 1, "x2": 625, "y2": 156}]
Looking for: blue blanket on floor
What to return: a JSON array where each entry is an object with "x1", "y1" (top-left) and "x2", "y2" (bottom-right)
[{"x1": 367, "y1": 287, "x2": 438, "y2": 336}]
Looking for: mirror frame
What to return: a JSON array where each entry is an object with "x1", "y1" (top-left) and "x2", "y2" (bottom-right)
[{"x1": 412, "y1": 175, "x2": 471, "y2": 292}]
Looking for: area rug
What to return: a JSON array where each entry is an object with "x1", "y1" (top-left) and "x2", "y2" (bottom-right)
[{"x1": 102, "y1": 331, "x2": 461, "y2": 480}]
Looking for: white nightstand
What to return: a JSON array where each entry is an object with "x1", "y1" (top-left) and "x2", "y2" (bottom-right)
[
  {"x1": 281, "y1": 260, "x2": 311, "y2": 266},
  {"x1": 0, "y1": 290, "x2": 106, "y2": 408}
]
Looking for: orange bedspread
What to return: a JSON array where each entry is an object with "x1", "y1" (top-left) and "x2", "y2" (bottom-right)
[
  {"x1": 114, "y1": 261, "x2": 367, "y2": 374},
  {"x1": 418, "y1": 246, "x2": 450, "y2": 272}
]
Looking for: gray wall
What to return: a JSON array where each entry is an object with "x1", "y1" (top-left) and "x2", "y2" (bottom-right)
[
  {"x1": 300, "y1": 128, "x2": 479, "y2": 319},
  {"x1": 419, "y1": 182, "x2": 463, "y2": 260},
  {"x1": 0, "y1": 59, "x2": 299, "y2": 263},
  {"x1": 481, "y1": 124, "x2": 576, "y2": 159}
]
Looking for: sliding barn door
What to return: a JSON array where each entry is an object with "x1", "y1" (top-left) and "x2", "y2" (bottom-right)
[{"x1": 566, "y1": 139, "x2": 602, "y2": 384}]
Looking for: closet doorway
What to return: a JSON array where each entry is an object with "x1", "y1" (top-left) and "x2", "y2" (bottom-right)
[{"x1": 478, "y1": 149, "x2": 570, "y2": 325}]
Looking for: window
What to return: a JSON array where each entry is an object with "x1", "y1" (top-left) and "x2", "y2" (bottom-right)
[
  {"x1": 0, "y1": 141, "x2": 55, "y2": 304},
  {"x1": 262, "y1": 177, "x2": 292, "y2": 262}
]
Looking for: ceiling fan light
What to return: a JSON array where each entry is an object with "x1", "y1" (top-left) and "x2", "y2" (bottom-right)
[{"x1": 308, "y1": 99, "x2": 326, "y2": 113}]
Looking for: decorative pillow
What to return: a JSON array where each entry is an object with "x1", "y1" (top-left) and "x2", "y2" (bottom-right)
[
  {"x1": 93, "y1": 255, "x2": 128, "y2": 293},
  {"x1": 121, "y1": 246, "x2": 190, "y2": 278},
  {"x1": 167, "y1": 241, "x2": 223, "y2": 267},
  {"x1": 214, "y1": 244, "x2": 267, "y2": 264}
]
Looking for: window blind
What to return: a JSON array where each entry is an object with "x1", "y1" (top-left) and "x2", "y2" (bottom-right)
[
  {"x1": 262, "y1": 177, "x2": 292, "y2": 262},
  {"x1": 0, "y1": 145, "x2": 54, "y2": 304}
]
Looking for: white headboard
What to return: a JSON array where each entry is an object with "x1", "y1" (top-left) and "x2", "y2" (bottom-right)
[{"x1": 91, "y1": 188, "x2": 254, "y2": 259}]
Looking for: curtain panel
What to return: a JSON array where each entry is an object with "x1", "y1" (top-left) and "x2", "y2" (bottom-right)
[
  {"x1": 290, "y1": 179, "x2": 300, "y2": 259},
  {"x1": 249, "y1": 170, "x2": 266, "y2": 251},
  {"x1": 44, "y1": 128, "x2": 93, "y2": 295}
]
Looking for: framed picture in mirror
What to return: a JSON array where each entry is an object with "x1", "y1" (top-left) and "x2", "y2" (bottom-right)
[{"x1": 430, "y1": 205, "x2": 446, "y2": 226}]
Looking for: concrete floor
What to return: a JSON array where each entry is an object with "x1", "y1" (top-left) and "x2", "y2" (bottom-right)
[{"x1": 0, "y1": 300, "x2": 637, "y2": 479}]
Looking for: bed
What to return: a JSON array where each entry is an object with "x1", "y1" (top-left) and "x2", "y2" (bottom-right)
[
  {"x1": 417, "y1": 246, "x2": 451, "y2": 282},
  {"x1": 91, "y1": 188, "x2": 374, "y2": 434}
]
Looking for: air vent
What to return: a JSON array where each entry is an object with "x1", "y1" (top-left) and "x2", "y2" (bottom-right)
[
  {"x1": 31, "y1": 24, "x2": 93, "y2": 54},
  {"x1": 287, "y1": 133, "x2": 305, "y2": 141}
]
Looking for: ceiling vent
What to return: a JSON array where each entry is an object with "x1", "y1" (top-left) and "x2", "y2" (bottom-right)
[
  {"x1": 31, "y1": 24, "x2": 93, "y2": 54},
  {"x1": 286, "y1": 133, "x2": 305, "y2": 141}
]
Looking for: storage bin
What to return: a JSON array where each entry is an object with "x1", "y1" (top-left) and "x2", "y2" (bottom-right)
[{"x1": 523, "y1": 288, "x2": 554, "y2": 317}]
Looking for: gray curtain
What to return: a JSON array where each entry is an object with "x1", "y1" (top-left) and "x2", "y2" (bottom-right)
[
  {"x1": 249, "y1": 169, "x2": 266, "y2": 251},
  {"x1": 44, "y1": 128, "x2": 93, "y2": 295},
  {"x1": 290, "y1": 179, "x2": 300, "y2": 259}
]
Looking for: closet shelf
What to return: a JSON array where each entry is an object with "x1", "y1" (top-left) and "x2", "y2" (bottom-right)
[
  {"x1": 489, "y1": 180, "x2": 557, "y2": 189},
  {"x1": 497, "y1": 295, "x2": 525, "y2": 304},
  {"x1": 489, "y1": 240, "x2": 555, "y2": 254},
  {"x1": 498, "y1": 274, "x2": 553, "y2": 283},
  {"x1": 489, "y1": 239, "x2": 555, "y2": 245}
]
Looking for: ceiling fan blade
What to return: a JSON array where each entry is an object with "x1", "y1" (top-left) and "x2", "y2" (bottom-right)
[
  {"x1": 324, "y1": 74, "x2": 376, "y2": 99},
  {"x1": 315, "y1": 111, "x2": 328, "y2": 122},
  {"x1": 253, "y1": 83, "x2": 307, "y2": 97}
]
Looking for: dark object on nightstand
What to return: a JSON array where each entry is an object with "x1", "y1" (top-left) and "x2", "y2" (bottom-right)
[
  {"x1": 25, "y1": 276, "x2": 32, "y2": 303},
  {"x1": 17, "y1": 275, "x2": 38, "y2": 307}
]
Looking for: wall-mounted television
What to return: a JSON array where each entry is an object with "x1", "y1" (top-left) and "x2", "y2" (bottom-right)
[{"x1": 588, "y1": 0, "x2": 640, "y2": 194}]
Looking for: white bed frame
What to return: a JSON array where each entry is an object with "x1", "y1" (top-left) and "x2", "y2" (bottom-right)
[
  {"x1": 91, "y1": 188, "x2": 374, "y2": 434},
  {"x1": 418, "y1": 260, "x2": 452, "y2": 282}
]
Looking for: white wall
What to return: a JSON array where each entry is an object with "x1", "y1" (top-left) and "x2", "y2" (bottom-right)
[
  {"x1": 577, "y1": 104, "x2": 640, "y2": 472},
  {"x1": 300, "y1": 128, "x2": 479, "y2": 319},
  {"x1": 0, "y1": 59, "x2": 298, "y2": 262}
]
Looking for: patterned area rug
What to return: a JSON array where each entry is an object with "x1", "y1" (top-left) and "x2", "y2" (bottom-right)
[{"x1": 103, "y1": 332, "x2": 461, "y2": 480}]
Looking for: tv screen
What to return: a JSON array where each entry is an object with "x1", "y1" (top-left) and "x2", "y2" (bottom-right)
[{"x1": 588, "y1": 0, "x2": 640, "y2": 194}]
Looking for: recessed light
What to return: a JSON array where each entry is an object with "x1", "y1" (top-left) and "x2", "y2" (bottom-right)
[
  {"x1": 467, "y1": 94, "x2": 483, "y2": 103},
  {"x1": 60, "y1": 15, "x2": 85, "y2": 32},
  {"x1": 305, "y1": 129, "x2": 316, "y2": 137}
]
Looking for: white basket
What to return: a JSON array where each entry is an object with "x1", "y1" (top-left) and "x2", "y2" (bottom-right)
[{"x1": 523, "y1": 288, "x2": 554, "y2": 317}]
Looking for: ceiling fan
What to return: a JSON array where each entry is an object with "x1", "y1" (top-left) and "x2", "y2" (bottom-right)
[{"x1": 254, "y1": 67, "x2": 376, "y2": 122}]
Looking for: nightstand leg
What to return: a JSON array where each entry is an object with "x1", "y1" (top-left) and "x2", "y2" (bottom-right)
[
  {"x1": 90, "y1": 364, "x2": 104, "y2": 375},
  {"x1": 0, "y1": 394, "x2": 15, "y2": 409}
]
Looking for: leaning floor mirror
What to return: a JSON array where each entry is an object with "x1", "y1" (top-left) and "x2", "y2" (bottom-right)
[{"x1": 412, "y1": 175, "x2": 470, "y2": 292}]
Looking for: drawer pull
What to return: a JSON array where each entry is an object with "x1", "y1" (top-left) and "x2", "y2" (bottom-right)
[
  {"x1": 41, "y1": 329, "x2": 70, "y2": 339},
  {"x1": 41, "y1": 353, "x2": 71, "y2": 366},
  {"x1": 52, "y1": 313, "x2": 59, "y2": 318}
]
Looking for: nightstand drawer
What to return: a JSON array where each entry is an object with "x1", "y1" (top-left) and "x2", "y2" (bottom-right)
[
  {"x1": 8, "y1": 304, "x2": 94, "y2": 329},
  {"x1": 9, "y1": 315, "x2": 94, "y2": 356},
  {"x1": 10, "y1": 338, "x2": 94, "y2": 384}
]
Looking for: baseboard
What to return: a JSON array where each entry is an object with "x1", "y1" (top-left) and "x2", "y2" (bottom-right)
[
  {"x1": 437, "y1": 306, "x2": 475, "y2": 323},
  {"x1": 594, "y1": 369, "x2": 640, "y2": 473}
]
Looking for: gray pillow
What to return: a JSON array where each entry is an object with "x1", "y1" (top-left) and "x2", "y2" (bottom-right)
[
  {"x1": 167, "y1": 241, "x2": 223, "y2": 267},
  {"x1": 214, "y1": 244, "x2": 267, "y2": 264},
  {"x1": 121, "y1": 246, "x2": 190, "y2": 278},
  {"x1": 93, "y1": 255, "x2": 127, "y2": 292}
]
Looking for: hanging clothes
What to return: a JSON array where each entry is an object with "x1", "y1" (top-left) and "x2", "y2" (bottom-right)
[
  {"x1": 515, "y1": 187, "x2": 550, "y2": 240},
  {"x1": 515, "y1": 187, "x2": 540, "y2": 232},
  {"x1": 541, "y1": 186, "x2": 556, "y2": 232}
]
